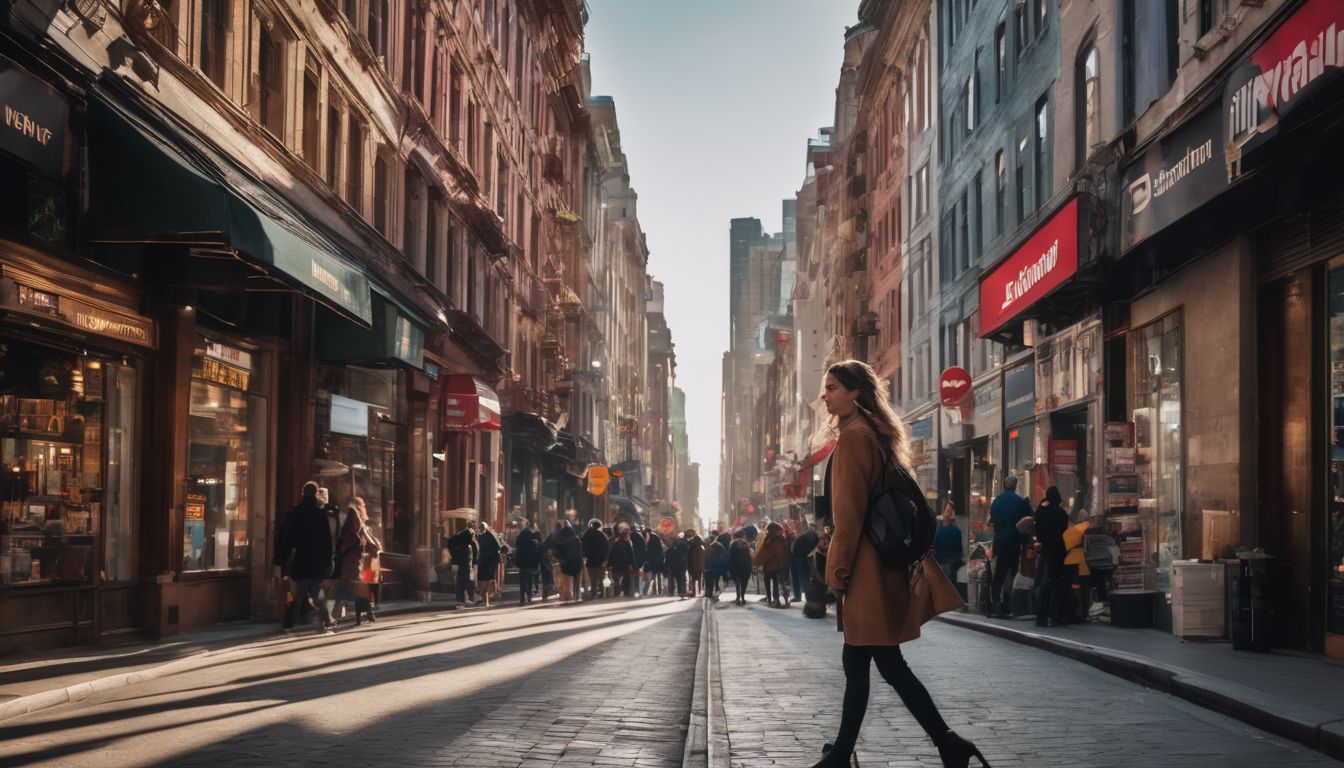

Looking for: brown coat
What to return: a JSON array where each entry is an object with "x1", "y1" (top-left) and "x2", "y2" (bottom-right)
[
  {"x1": 825, "y1": 417, "x2": 963, "y2": 645},
  {"x1": 753, "y1": 524, "x2": 789, "y2": 572}
]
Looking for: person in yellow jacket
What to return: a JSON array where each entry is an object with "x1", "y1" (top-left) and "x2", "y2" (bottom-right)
[{"x1": 1061, "y1": 518, "x2": 1090, "y2": 624}]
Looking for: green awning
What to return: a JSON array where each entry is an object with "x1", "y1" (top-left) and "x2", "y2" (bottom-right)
[
  {"x1": 85, "y1": 98, "x2": 372, "y2": 325},
  {"x1": 314, "y1": 290, "x2": 426, "y2": 368}
]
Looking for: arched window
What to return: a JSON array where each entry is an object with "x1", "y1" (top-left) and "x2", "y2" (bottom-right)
[{"x1": 1076, "y1": 45, "x2": 1100, "y2": 167}]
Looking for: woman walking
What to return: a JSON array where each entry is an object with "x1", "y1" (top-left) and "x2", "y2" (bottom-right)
[
  {"x1": 335, "y1": 497, "x2": 379, "y2": 625},
  {"x1": 814, "y1": 360, "x2": 986, "y2": 768},
  {"x1": 754, "y1": 522, "x2": 789, "y2": 607}
]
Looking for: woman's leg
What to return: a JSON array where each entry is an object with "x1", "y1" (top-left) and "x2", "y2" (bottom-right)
[
  {"x1": 871, "y1": 645, "x2": 950, "y2": 740},
  {"x1": 828, "y1": 644, "x2": 874, "y2": 756}
]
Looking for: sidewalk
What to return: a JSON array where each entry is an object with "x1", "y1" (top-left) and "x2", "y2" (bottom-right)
[
  {"x1": 939, "y1": 611, "x2": 1344, "y2": 761},
  {"x1": 0, "y1": 587, "x2": 518, "y2": 723}
]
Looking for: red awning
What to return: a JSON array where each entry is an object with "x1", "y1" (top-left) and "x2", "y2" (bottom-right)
[
  {"x1": 442, "y1": 374, "x2": 501, "y2": 431},
  {"x1": 784, "y1": 440, "x2": 836, "y2": 499}
]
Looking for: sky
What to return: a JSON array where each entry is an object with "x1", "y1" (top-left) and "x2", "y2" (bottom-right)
[{"x1": 584, "y1": 1, "x2": 859, "y2": 526}]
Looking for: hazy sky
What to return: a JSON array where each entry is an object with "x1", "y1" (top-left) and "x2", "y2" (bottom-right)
[{"x1": 585, "y1": 1, "x2": 859, "y2": 525}]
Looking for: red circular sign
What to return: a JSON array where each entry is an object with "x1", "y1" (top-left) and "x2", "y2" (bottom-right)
[{"x1": 939, "y1": 367, "x2": 972, "y2": 407}]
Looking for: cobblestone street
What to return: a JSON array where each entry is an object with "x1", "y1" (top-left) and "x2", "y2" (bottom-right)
[
  {"x1": 0, "y1": 598, "x2": 698, "y2": 768},
  {"x1": 713, "y1": 601, "x2": 1342, "y2": 767}
]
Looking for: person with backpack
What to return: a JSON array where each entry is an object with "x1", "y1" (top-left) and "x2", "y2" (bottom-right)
[
  {"x1": 703, "y1": 530, "x2": 728, "y2": 600},
  {"x1": 728, "y1": 530, "x2": 754, "y2": 605},
  {"x1": 642, "y1": 528, "x2": 665, "y2": 595},
  {"x1": 447, "y1": 525, "x2": 478, "y2": 608},
  {"x1": 812, "y1": 360, "x2": 981, "y2": 768},
  {"x1": 754, "y1": 522, "x2": 790, "y2": 607}
]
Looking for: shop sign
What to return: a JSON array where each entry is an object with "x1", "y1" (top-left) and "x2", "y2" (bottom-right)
[
  {"x1": 978, "y1": 198, "x2": 1080, "y2": 337},
  {"x1": 1122, "y1": 103, "x2": 1226, "y2": 252},
  {"x1": 330, "y1": 394, "x2": 370, "y2": 437},
  {"x1": 205, "y1": 342, "x2": 253, "y2": 371},
  {"x1": 1003, "y1": 360, "x2": 1035, "y2": 427},
  {"x1": 2, "y1": 276, "x2": 154, "y2": 346},
  {"x1": 1049, "y1": 439, "x2": 1079, "y2": 474},
  {"x1": 194, "y1": 357, "x2": 250, "y2": 391},
  {"x1": 939, "y1": 366, "x2": 972, "y2": 407},
  {"x1": 0, "y1": 56, "x2": 66, "y2": 178},
  {"x1": 1225, "y1": 0, "x2": 1344, "y2": 181},
  {"x1": 970, "y1": 378, "x2": 1001, "y2": 438}
]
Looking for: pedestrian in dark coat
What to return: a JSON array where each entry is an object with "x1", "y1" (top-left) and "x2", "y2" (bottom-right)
[
  {"x1": 754, "y1": 522, "x2": 790, "y2": 607},
  {"x1": 537, "y1": 528, "x2": 556, "y2": 600},
  {"x1": 607, "y1": 526, "x2": 636, "y2": 597},
  {"x1": 515, "y1": 519, "x2": 542, "y2": 605},
  {"x1": 703, "y1": 533, "x2": 726, "y2": 600},
  {"x1": 643, "y1": 529, "x2": 665, "y2": 594},
  {"x1": 989, "y1": 475, "x2": 1033, "y2": 617},
  {"x1": 553, "y1": 521, "x2": 584, "y2": 602},
  {"x1": 728, "y1": 532, "x2": 753, "y2": 605},
  {"x1": 1033, "y1": 486, "x2": 1069, "y2": 627},
  {"x1": 476, "y1": 522, "x2": 505, "y2": 608},
  {"x1": 630, "y1": 527, "x2": 646, "y2": 595},
  {"x1": 277, "y1": 482, "x2": 336, "y2": 632},
  {"x1": 686, "y1": 531, "x2": 706, "y2": 597},
  {"x1": 447, "y1": 526, "x2": 479, "y2": 608},
  {"x1": 664, "y1": 535, "x2": 689, "y2": 598},
  {"x1": 582, "y1": 519, "x2": 611, "y2": 599},
  {"x1": 791, "y1": 525, "x2": 821, "y2": 602}
]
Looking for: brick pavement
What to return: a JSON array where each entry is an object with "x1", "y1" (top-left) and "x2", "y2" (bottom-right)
[
  {"x1": 713, "y1": 602, "x2": 1342, "y2": 767},
  {"x1": 0, "y1": 597, "x2": 699, "y2": 768}
]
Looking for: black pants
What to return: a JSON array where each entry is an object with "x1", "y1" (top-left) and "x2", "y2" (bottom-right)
[
  {"x1": 670, "y1": 570, "x2": 687, "y2": 596},
  {"x1": 764, "y1": 571, "x2": 783, "y2": 603},
  {"x1": 733, "y1": 574, "x2": 748, "y2": 603},
  {"x1": 990, "y1": 548, "x2": 1018, "y2": 613},
  {"x1": 830, "y1": 644, "x2": 949, "y2": 756},
  {"x1": 519, "y1": 567, "x2": 537, "y2": 603},
  {"x1": 455, "y1": 566, "x2": 477, "y2": 604},
  {"x1": 704, "y1": 572, "x2": 719, "y2": 597},
  {"x1": 1035, "y1": 558, "x2": 1065, "y2": 624}
]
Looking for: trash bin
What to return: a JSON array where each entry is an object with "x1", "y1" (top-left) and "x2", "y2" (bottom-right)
[{"x1": 1231, "y1": 555, "x2": 1274, "y2": 652}]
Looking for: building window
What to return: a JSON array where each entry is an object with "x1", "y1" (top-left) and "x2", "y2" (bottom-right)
[
  {"x1": 347, "y1": 116, "x2": 364, "y2": 212},
  {"x1": 1077, "y1": 45, "x2": 1100, "y2": 168},
  {"x1": 995, "y1": 149, "x2": 1006, "y2": 235},
  {"x1": 425, "y1": 195, "x2": 438, "y2": 286},
  {"x1": 995, "y1": 22, "x2": 1007, "y2": 102},
  {"x1": 367, "y1": 0, "x2": 388, "y2": 63},
  {"x1": 186, "y1": 338, "x2": 268, "y2": 573},
  {"x1": 1325, "y1": 266, "x2": 1344, "y2": 634},
  {"x1": 1015, "y1": 135, "x2": 1028, "y2": 225},
  {"x1": 302, "y1": 62, "x2": 321, "y2": 171},
  {"x1": 1015, "y1": 1, "x2": 1028, "y2": 57},
  {"x1": 964, "y1": 76, "x2": 975, "y2": 134},
  {"x1": 253, "y1": 19, "x2": 285, "y2": 138},
  {"x1": 1034, "y1": 95, "x2": 1050, "y2": 211},
  {"x1": 1129, "y1": 311, "x2": 1182, "y2": 594},
  {"x1": 326, "y1": 97, "x2": 343, "y2": 187},
  {"x1": 958, "y1": 190, "x2": 970, "y2": 272},
  {"x1": 1037, "y1": 0, "x2": 1048, "y2": 35},
  {"x1": 972, "y1": 171, "x2": 983, "y2": 261},
  {"x1": 373, "y1": 152, "x2": 389, "y2": 235},
  {"x1": 449, "y1": 62, "x2": 463, "y2": 148},
  {"x1": 197, "y1": 0, "x2": 229, "y2": 90}
]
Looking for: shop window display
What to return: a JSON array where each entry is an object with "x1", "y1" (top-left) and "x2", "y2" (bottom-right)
[
  {"x1": 1326, "y1": 267, "x2": 1344, "y2": 635},
  {"x1": 1130, "y1": 311, "x2": 1183, "y2": 594},
  {"x1": 0, "y1": 340, "x2": 136, "y2": 586},
  {"x1": 184, "y1": 339, "x2": 267, "y2": 572}
]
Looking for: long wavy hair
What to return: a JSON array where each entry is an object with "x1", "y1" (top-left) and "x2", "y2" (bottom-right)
[{"x1": 827, "y1": 359, "x2": 912, "y2": 472}]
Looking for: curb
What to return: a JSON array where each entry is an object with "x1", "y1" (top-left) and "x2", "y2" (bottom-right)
[
  {"x1": 683, "y1": 598, "x2": 731, "y2": 768},
  {"x1": 0, "y1": 597, "x2": 463, "y2": 724},
  {"x1": 937, "y1": 613, "x2": 1344, "y2": 762}
]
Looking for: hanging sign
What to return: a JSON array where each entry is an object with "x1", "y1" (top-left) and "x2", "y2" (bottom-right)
[
  {"x1": 978, "y1": 197, "x2": 1080, "y2": 337},
  {"x1": 939, "y1": 366, "x2": 972, "y2": 408},
  {"x1": 0, "y1": 55, "x2": 66, "y2": 178}
]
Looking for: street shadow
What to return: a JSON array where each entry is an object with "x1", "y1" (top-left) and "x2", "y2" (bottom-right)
[{"x1": 0, "y1": 608, "x2": 696, "y2": 768}]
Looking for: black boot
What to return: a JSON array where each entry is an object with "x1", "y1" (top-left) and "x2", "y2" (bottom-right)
[
  {"x1": 810, "y1": 742, "x2": 852, "y2": 767},
  {"x1": 937, "y1": 731, "x2": 989, "y2": 767}
]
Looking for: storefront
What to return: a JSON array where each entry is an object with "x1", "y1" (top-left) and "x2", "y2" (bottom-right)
[
  {"x1": 437, "y1": 371, "x2": 501, "y2": 582},
  {"x1": 0, "y1": 249, "x2": 153, "y2": 652},
  {"x1": 1033, "y1": 316, "x2": 1103, "y2": 519},
  {"x1": 939, "y1": 368, "x2": 1001, "y2": 552},
  {"x1": 1003, "y1": 357, "x2": 1038, "y2": 503}
]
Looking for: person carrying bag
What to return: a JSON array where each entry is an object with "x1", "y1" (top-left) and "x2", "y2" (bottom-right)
[{"x1": 813, "y1": 360, "x2": 987, "y2": 768}]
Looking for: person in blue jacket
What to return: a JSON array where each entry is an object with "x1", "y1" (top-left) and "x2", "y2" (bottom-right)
[{"x1": 989, "y1": 475, "x2": 1032, "y2": 618}]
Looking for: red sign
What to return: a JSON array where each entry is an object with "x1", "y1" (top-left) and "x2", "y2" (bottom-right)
[
  {"x1": 978, "y1": 197, "x2": 1079, "y2": 336},
  {"x1": 939, "y1": 366, "x2": 972, "y2": 408},
  {"x1": 1225, "y1": 0, "x2": 1344, "y2": 178}
]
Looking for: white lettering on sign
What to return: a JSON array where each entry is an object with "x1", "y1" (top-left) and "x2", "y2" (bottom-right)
[
  {"x1": 3, "y1": 103, "x2": 54, "y2": 146},
  {"x1": 941, "y1": 375, "x2": 968, "y2": 390},
  {"x1": 72, "y1": 309, "x2": 149, "y2": 342},
  {"x1": 1001, "y1": 239, "x2": 1059, "y2": 313},
  {"x1": 310, "y1": 259, "x2": 344, "y2": 297},
  {"x1": 1128, "y1": 140, "x2": 1215, "y2": 216},
  {"x1": 1228, "y1": 19, "x2": 1344, "y2": 175}
]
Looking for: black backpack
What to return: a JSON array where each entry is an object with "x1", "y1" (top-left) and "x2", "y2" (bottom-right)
[{"x1": 864, "y1": 452, "x2": 937, "y2": 572}]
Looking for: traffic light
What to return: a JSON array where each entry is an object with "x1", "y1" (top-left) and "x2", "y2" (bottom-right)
[{"x1": 586, "y1": 465, "x2": 610, "y2": 495}]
